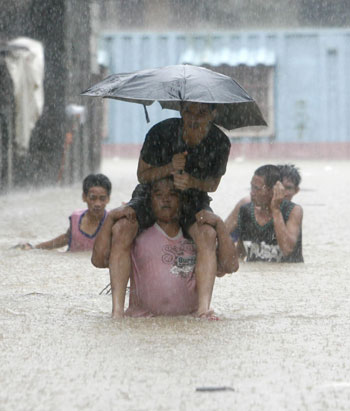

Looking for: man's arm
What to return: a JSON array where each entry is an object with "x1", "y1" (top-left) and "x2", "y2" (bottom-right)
[
  {"x1": 91, "y1": 206, "x2": 136, "y2": 268},
  {"x1": 137, "y1": 157, "x2": 174, "y2": 184},
  {"x1": 35, "y1": 231, "x2": 69, "y2": 250},
  {"x1": 196, "y1": 210, "x2": 239, "y2": 275},
  {"x1": 137, "y1": 152, "x2": 187, "y2": 184},
  {"x1": 271, "y1": 182, "x2": 303, "y2": 257},
  {"x1": 225, "y1": 196, "x2": 251, "y2": 235},
  {"x1": 138, "y1": 155, "x2": 222, "y2": 192}
]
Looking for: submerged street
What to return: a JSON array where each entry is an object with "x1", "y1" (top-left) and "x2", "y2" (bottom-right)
[{"x1": 1, "y1": 157, "x2": 349, "y2": 410}]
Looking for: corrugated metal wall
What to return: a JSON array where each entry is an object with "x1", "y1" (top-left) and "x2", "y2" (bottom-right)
[{"x1": 99, "y1": 29, "x2": 350, "y2": 144}]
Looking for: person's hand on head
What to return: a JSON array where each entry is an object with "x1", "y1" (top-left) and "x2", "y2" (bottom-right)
[
  {"x1": 271, "y1": 181, "x2": 285, "y2": 210},
  {"x1": 171, "y1": 152, "x2": 187, "y2": 172}
]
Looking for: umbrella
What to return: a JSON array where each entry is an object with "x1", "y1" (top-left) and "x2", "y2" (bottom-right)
[{"x1": 81, "y1": 64, "x2": 267, "y2": 130}]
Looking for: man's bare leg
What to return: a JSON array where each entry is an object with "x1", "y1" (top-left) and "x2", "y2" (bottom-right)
[
  {"x1": 188, "y1": 222, "x2": 218, "y2": 319},
  {"x1": 109, "y1": 218, "x2": 138, "y2": 319},
  {"x1": 92, "y1": 206, "x2": 137, "y2": 268}
]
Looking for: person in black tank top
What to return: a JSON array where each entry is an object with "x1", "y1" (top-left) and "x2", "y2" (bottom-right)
[{"x1": 228, "y1": 165, "x2": 303, "y2": 263}]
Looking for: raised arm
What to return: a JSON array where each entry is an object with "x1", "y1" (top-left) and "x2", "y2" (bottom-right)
[{"x1": 271, "y1": 182, "x2": 303, "y2": 257}]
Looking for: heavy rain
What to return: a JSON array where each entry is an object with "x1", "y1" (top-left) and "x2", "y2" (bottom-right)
[{"x1": 1, "y1": 1, "x2": 350, "y2": 410}]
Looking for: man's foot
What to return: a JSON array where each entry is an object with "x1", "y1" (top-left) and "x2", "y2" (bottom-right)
[{"x1": 196, "y1": 309, "x2": 219, "y2": 321}]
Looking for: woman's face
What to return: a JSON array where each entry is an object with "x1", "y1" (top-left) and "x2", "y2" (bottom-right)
[{"x1": 151, "y1": 179, "x2": 181, "y2": 223}]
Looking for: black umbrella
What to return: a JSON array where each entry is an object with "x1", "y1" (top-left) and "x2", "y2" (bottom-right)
[{"x1": 82, "y1": 64, "x2": 267, "y2": 130}]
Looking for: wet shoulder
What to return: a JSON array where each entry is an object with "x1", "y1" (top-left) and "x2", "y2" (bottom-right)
[
  {"x1": 210, "y1": 124, "x2": 231, "y2": 146},
  {"x1": 281, "y1": 200, "x2": 303, "y2": 220},
  {"x1": 141, "y1": 118, "x2": 181, "y2": 162},
  {"x1": 147, "y1": 117, "x2": 181, "y2": 140},
  {"x1": 70, "y1": 209, "x2": 87, "y2": 218},
  {"x1": 281, "y1": 199, "x2": 296, "y2": 210},
  {"x1": 240, "y1": 201, "x2": 253, "y2": 214}
]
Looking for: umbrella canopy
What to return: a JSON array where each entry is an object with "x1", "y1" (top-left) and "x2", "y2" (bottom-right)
[{"x1": 82, "y1": 64, "x2": 267, "y2": 130}]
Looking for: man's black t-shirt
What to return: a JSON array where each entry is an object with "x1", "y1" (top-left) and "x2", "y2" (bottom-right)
[
  {"x1": 141, "y1": 118, "x2": 231, "y2": 181},
  {"x1": 130, "y1": 117, "x2": 231, "y2": 233}
]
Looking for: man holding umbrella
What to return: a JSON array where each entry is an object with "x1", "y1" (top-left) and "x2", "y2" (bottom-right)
[{"x1": 84, "y1": 64, "x2": 266, "y2": 318}]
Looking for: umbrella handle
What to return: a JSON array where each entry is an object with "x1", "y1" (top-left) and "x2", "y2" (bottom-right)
[{"x1": 143, "y1": 105, "x2": 150, "y2": 123}]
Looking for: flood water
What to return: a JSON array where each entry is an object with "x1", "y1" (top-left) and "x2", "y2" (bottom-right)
[{"x1": 1, "y1": 157, "x2": 350, "y2": 411}]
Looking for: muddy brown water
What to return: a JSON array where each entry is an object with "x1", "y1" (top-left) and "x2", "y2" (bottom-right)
[{"x1": 1, "y1": 158, "x2": 349, "y2": 411}]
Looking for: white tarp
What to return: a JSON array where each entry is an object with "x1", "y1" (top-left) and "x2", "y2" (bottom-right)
[{"x1": 5, "y1": 37, "x2": 44, "y2": 154}]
